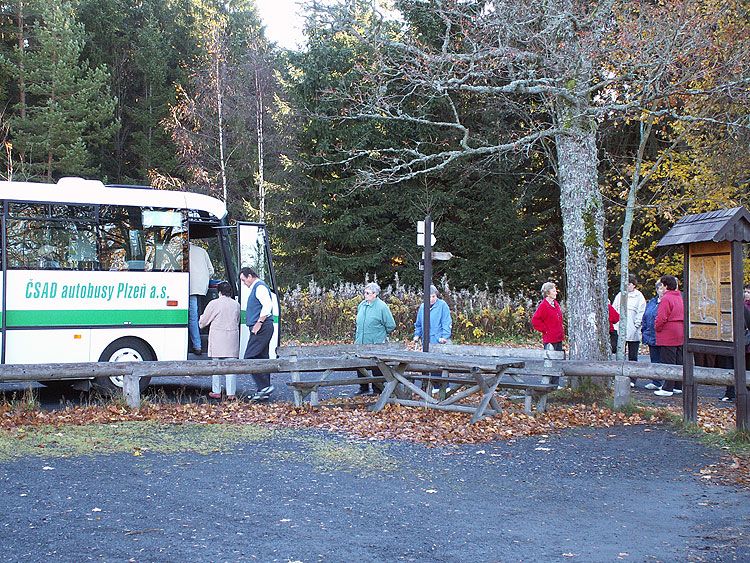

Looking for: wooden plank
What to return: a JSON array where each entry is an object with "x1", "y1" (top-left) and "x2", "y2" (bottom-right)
[
  {"x1": 384, "y1": 398, "x2": 501, "y2": 420},
  {"x1": 470, "y1": 370, "x2": 501, "y2": 423},
  {"x1": 732, "y1": 240, "x2": 749, "y2": 430},
  {"x1": 370, "y1": 379, "x2": 399, "y2": 412},
  {"x1": 560, "y1": 360, "x2": 746, "y2": 385},
  {"x1": 277, "y1": 343, "x2": 406, "y2": 358},
  {"x1": 431, "y1": 343, "x2": 565, "y2": 360},
  {"x1": 357, "y1": 350, "x2": 524, "y2": 372},
  {"x1": 287, "y1": 376, "x2": 386, "y2": 388}
]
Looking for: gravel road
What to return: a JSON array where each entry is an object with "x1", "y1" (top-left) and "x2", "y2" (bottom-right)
[{"x1": 1, "y1": 424, "x2": 748, "y2": 562}]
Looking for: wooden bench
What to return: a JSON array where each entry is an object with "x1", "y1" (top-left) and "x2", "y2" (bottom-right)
[
  {"x1": 287, "y1": 376, "x2": 386, "y2": 406},
  {"x1": 407, "y1": 374, "x2": 557, "y2": 413},
  {"x1": 279, "y1": 343, "x2": 406, "y2": 406}
]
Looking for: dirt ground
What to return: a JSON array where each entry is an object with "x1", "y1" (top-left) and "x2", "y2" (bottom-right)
[{"x1": 1, "y1": 423, "x2": 749, "y2": 562}]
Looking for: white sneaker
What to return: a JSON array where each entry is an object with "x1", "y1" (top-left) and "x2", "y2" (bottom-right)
[
  {"x1": 673, "y1": 389, "x2": 682, "y2": 395},
  {"x1": 251, "y1": 385, "x2": 274, "y2": 400},
  {"x1": 630, "y1": 381, "x2": 635, "y2": 388},
  {"x1": 645, "y1": 383, "x2": 660, "y2": 390},
  {"x1": 654, "y1": 389, "x2": 673, "y2": 397}
]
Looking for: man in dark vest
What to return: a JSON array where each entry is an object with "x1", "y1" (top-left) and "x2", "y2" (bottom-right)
[{"x1": 240, "y1": 267, "x2": 274, "y2": 400}]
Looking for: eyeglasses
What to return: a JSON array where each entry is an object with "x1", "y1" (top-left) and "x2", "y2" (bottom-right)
[{"x1": 364, "y1": 290, "x2": 374, "y2": 295}]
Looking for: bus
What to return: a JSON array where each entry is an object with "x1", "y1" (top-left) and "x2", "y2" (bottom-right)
[{"x1": 0, "y1": 177, "x2": 279, "y2": 393}]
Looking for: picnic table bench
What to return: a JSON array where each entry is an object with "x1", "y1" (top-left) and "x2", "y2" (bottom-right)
[
  {"x1": 407, "y1": 373, "x2": 558, "y2": 414},
  {"x1": 356, "y1": 350, "x2": 533, "y2": 423},
  {"x1": 279, "y1": 343, "x2": 402, "y2": 407},
  {"x1": 278, "y1": 344, "x2": 558, "y2": 421}
]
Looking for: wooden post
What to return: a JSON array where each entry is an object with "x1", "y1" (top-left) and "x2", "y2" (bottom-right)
[
  {"x1": 289, "y1": 350, "x2": 302, "y2": 407},
  {"x1": 732, "y1": 241, "x2": 748, "y2": 430},
  {"x1": 123, "y1": 370, "x2": 141, "y2": 409},
  {"x1": 683, "y1": 246, "x2": 697, "y2": 424},
  {"x1": 422, "y1": 214, "x2": 432, "y2": 353}
]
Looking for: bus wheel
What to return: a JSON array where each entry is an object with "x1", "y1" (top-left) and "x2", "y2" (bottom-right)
[{"x1": 94, "y1": 338, "x2": 153, "y2": 395}]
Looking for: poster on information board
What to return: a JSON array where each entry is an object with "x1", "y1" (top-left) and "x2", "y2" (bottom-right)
[{"x1": 687, "y1": 241, "x2": 733, "y2": 341}]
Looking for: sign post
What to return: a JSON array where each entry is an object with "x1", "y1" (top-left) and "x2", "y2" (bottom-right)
[
  {"x1": 421, "y1": 216, "x2": 432, "y2": 352},
  {"x1": 417, "y1": 217, "x2": 452, "y2": 353}
]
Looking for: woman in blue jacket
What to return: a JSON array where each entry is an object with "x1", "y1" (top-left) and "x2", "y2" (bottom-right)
[{"x1": 413, "y1": 285, "x2": 452, "y2": 344}]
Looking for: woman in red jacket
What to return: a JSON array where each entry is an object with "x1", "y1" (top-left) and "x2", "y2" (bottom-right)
[
  {"x1": 532, "y1": 282, "x2": 565, "y2": 349},
  {"x1": 653, "y1": 275, "x2": 684, "y2": 397},
  {"x1": 532, "y1": 281, "x2": 564, "y2": 386}
]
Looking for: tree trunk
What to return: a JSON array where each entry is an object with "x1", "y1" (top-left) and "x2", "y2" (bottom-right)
[
  {"x1": 255, "y1": 67, "x2": 265, "y2": 223},
  {"x1": 16, "y1": 0, "x2": 25, "y2": 120},
  {"x1": 215, "y1": 49, "x2": 228, "y2": 203},
  {"x1": 555, "y1": 126, "x2": 609, "y2": 362}
]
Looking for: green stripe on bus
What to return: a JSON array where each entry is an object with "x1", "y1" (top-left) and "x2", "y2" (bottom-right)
[
  {"x1": 6, "y1": 309, "x2": 188, "y2": 327},
  {"x1": 239, "y1": 311, "x2": 279, "y2": 324}
]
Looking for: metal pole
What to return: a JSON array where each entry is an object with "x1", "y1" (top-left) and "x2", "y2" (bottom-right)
[{"x1": 423, "y1": 215, "x2": 432, "y2": 353}]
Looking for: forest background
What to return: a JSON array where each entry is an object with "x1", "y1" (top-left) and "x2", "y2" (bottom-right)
[{"x1": 0, "y1": 0, "x2": 747, "y2": 345}]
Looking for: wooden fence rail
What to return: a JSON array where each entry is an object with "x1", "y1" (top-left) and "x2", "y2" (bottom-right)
[{"x1": 0, "y1": 342, "x2": 746, "y2": 409}]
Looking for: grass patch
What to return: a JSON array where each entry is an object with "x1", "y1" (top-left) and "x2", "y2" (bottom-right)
[
  {"x1": 0, "y1": 421, "x2": 274, "y2": 461},
  {"x1": 552, "y1": 380, "x2": 611, "y2": 405},
  {"x1": 306, "y1": 437, "x2": 399, "y2": 474},
  {"x1": 653, "y1": 411, "x2": 750, "y2": 457},
  {"x1": 611, "y1": 401, "x2": 663, "y2": 421},
  {"x1": 264, "y1": 435, "x2": 400, "y2": 474}
]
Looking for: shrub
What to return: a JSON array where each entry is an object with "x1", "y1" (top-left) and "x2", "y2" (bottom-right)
[{"x1": 279, "y1": 276, "x2": 537, "y2": 344}]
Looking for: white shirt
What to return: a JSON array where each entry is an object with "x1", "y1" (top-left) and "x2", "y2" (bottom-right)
[
  {"x1": 249, "y1": 278, "x2": 273, "y2": 319},
  {"x1": 612, "y1": 289, "x2": 647, "y2": 341},
  {"x1": 189, "y1": 244, "x2": 214, "y2": 295}
]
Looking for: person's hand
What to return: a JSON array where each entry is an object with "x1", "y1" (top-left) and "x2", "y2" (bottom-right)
[
  {"x1": 251, "y1": 321, "x2": 262, "y2": 335},
  {"x1": 412, "y1": 336, "x2": 420, "y2": 342}
]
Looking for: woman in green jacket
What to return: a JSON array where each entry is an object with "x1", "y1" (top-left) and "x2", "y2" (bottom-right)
[{"x1": 354, "y1": 282, "x2": 396, "y2": 394}]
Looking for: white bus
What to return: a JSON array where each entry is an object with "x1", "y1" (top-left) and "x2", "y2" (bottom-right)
[{"x1": 0, "y1": 177, "x2": 279, "y2": 393}]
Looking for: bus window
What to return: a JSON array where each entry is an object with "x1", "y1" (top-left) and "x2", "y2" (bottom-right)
[
  {"x1": 143, "y1": 209, "x2": 186, "y2": 272},
  {"x1": 6, "y1": 203, "x2": 97, "y2": 270},
  {"x1": 99, "y1": 205, "x2": 186, "y2": 272}
]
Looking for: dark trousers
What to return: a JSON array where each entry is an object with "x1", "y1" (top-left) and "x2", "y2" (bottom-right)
[
  {"x1": 546, "y1": 341, "x2": 563, "y2": 385},
  {"x1": 721, "y1": 354, "x2": 743, "y2": 400},
  {"x1": 610, "y1": 333, "x2": 639, "y2": 360},
  {"x1": 244, "y1": 318, "x2": 274, "y2": 390},
  {"x1": 648, "y1": 345, "x2": 662, "y2": 386},
  {"x1": 359, "y1": 367, "x2": 382, "y2": 393},
  {"x1": 626, "y1": 341, "x2": 639, "y2": 361},
  {"x1": 660, "y1": 345, "x2": 683, "y2": 392}
]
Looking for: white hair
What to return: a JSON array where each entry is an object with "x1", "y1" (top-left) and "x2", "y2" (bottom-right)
[
  {"x1": 364, "y1": 282, "x2": 380, "y2": 295},
  {"x1": 541, "y1": 282, "x2": 556, "y2": 297}
]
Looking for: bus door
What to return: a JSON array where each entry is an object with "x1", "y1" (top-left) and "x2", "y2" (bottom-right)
[
  {"x1": 236, "y1": 222, "x2": 279, "y2": 359},
  {"x1": 1, "y1": 206, "x2": 5, "y2": 364}
]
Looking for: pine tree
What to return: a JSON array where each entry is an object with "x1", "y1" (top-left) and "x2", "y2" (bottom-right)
[{"x1": 8, "y1": 1, "x2": 116, "y2": 180}]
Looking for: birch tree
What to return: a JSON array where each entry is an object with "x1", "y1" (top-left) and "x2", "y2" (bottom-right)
[{"x1": 304, "y1": 0, "x2": 750, "y2": 361}]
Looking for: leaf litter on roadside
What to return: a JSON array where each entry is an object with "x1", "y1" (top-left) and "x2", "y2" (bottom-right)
[{"x1": 1, "y1": 396, "x2": 748, "y2": 487}]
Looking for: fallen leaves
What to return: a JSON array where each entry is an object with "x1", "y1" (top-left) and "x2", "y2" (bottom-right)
[
  {"x1": 1, "y1": 396, "x2": 748, "y2": 488},
  {"x1": 1, "y1": 396, "x2": 664, "y2": 445}
]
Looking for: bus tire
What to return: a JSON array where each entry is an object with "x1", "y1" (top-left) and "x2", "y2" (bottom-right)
[{"x1": 94, "y1": 338, "x2": 154, "y2": 395}]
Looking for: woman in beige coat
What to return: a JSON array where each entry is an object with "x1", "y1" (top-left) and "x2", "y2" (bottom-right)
[{"x1": 199, "y1": 281, "x2": 241, "y2": 399}]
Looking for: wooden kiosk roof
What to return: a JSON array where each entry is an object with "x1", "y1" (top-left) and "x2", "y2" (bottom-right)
[{"x1": 656, "y1": 207, "x2": 750, "y2": 247}]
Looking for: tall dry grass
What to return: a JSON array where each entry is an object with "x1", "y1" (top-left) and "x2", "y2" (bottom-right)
[{"x1": 280, "y1": 275, "x2": 537, "y2": 344}]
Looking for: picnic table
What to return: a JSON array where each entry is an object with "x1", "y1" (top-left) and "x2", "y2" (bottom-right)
[{"x1": 355, "y1": 350, "x2": 538, "y2": 423}]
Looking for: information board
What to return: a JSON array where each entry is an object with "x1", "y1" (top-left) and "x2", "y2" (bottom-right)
[{"x1": 688, "y1": 241, "x2": 733, "y2": 341}]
